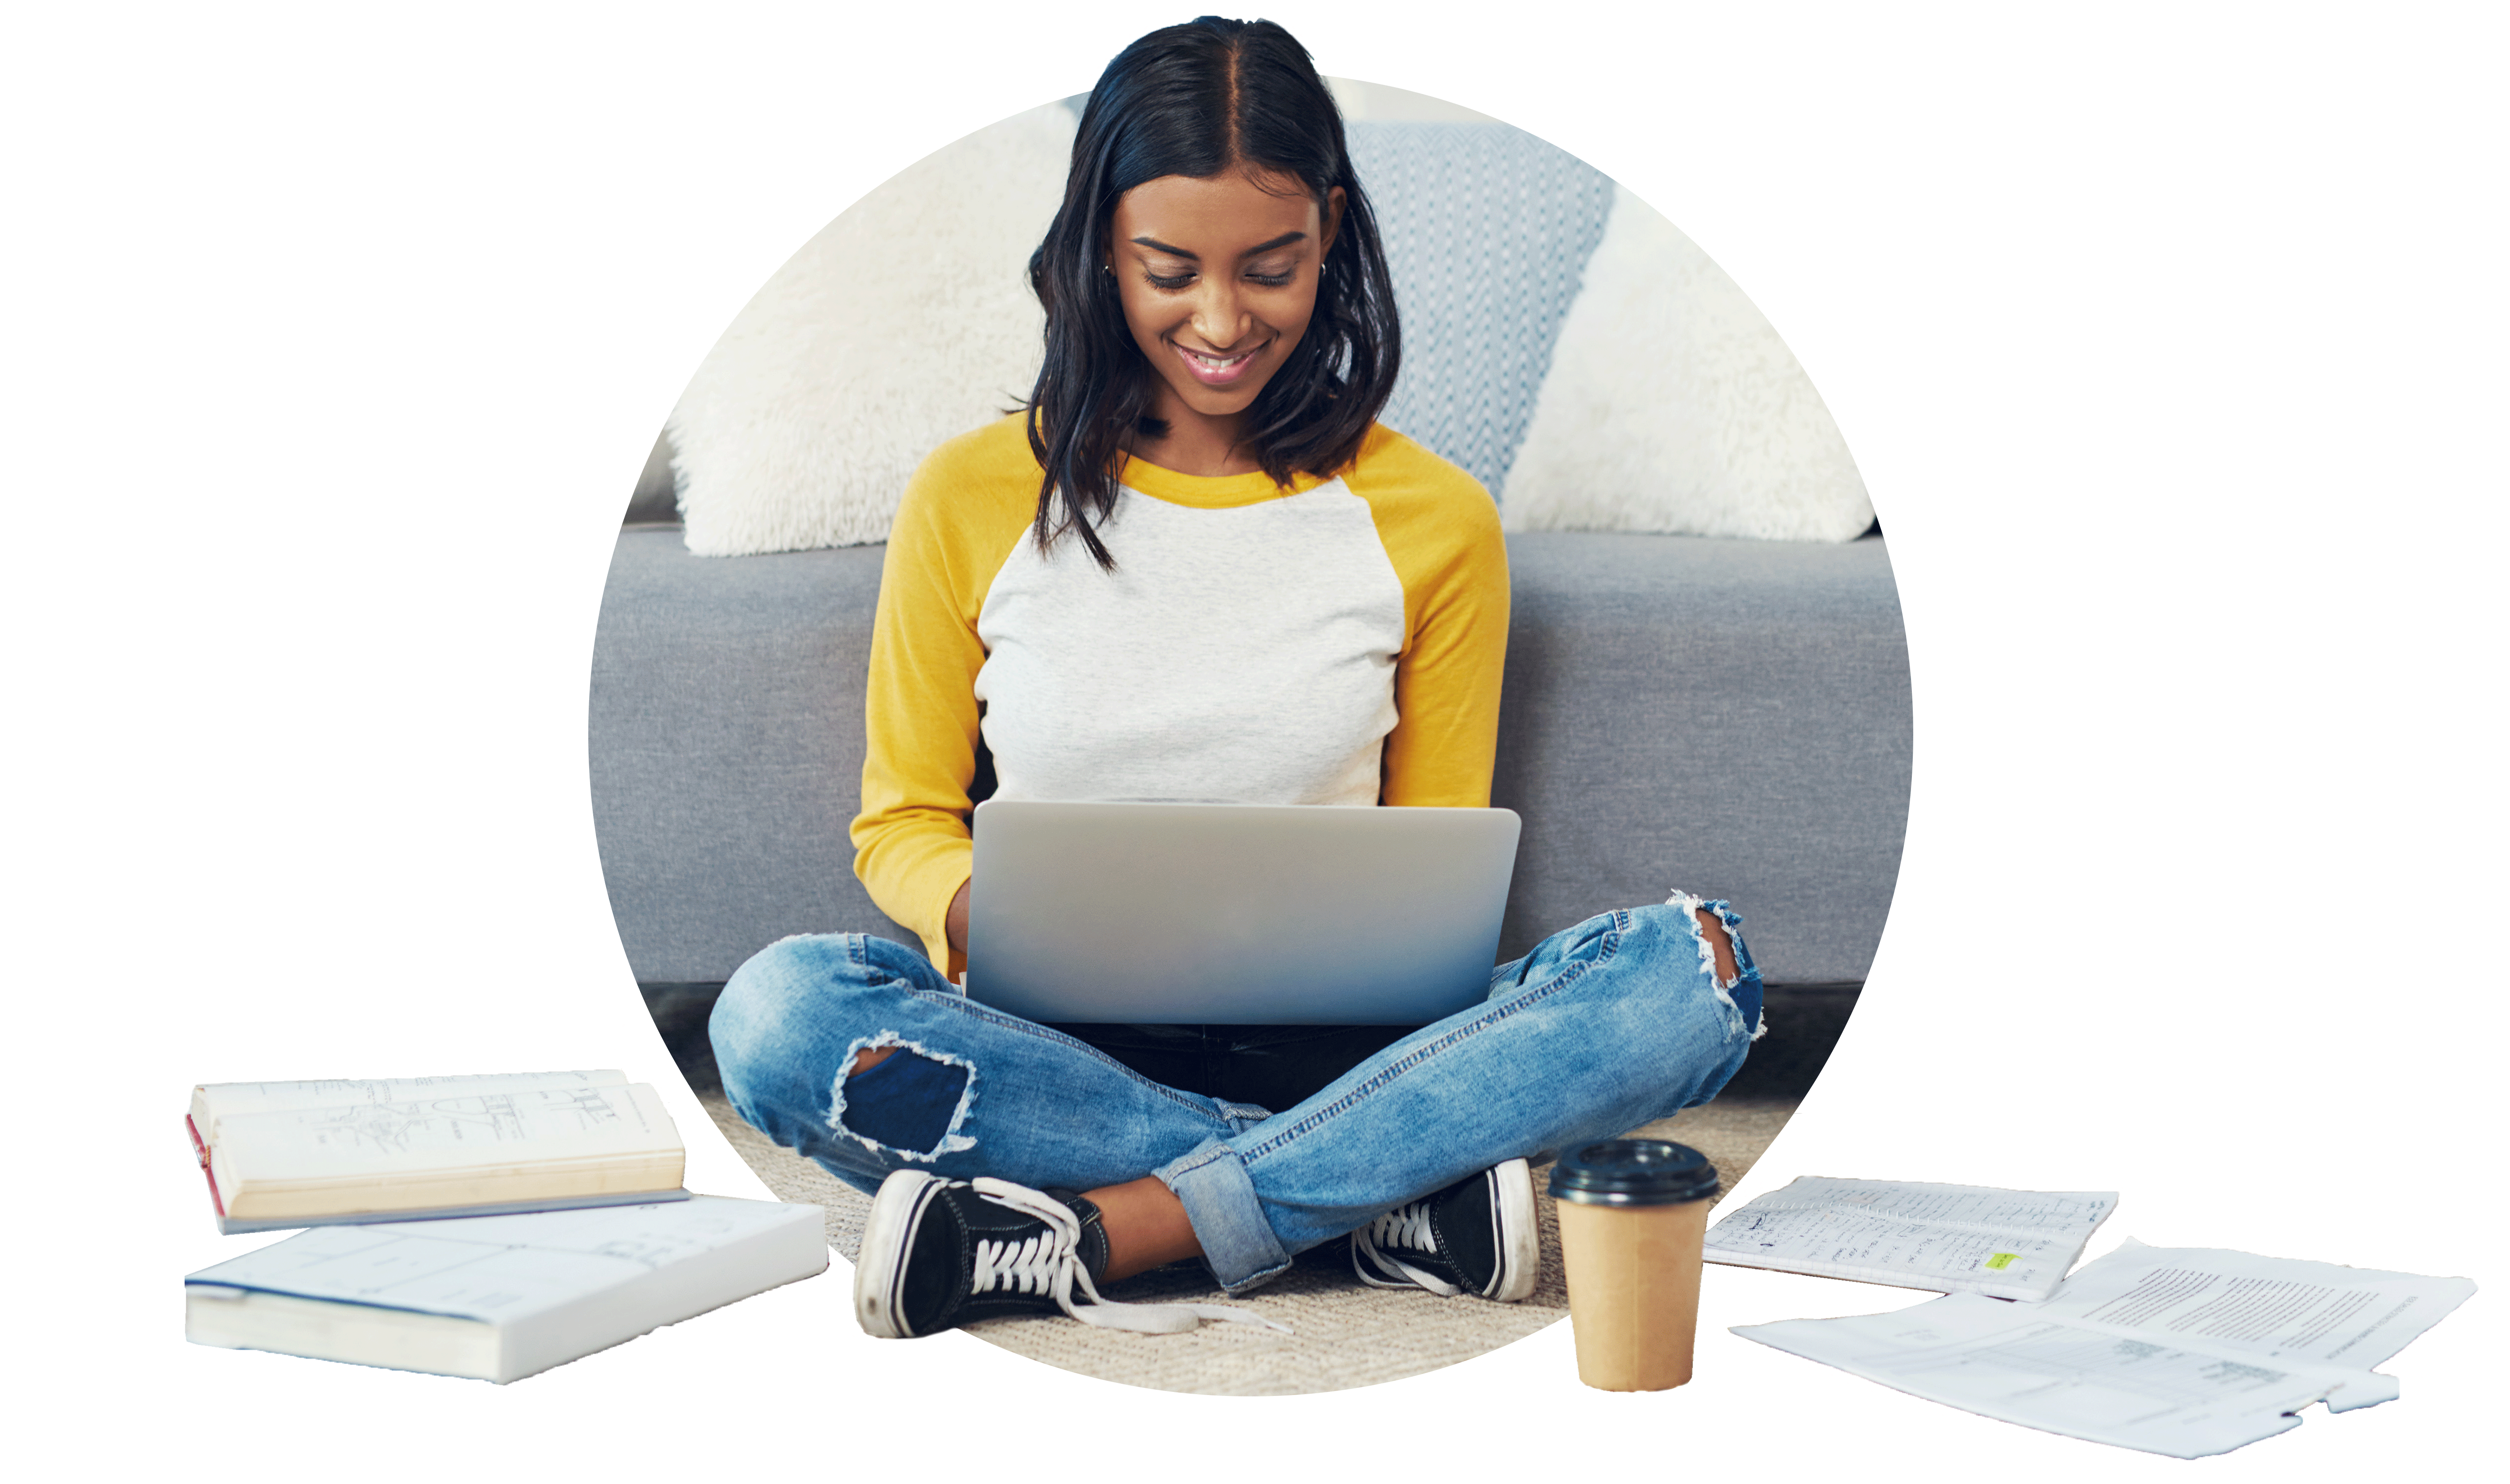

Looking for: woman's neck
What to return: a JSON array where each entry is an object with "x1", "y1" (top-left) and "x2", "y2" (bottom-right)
[{"x1": 1131, "y1": 385, "x2": 1261, "y2": 478}]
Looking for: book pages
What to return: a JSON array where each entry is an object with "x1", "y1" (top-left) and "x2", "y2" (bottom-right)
[
  {"x1": 1732, "y1": 1240, "x2": 2475, "y2": 1458},
  {"x1": 1706, "y1": 1176, "x2": 2117, "y2": 1301},
  {"x1": 219, "y1": 1082, "x2": 678, "y2": 1181},
  {"x1": 187, "y1": 1197, "x2": 817, "y2": 1324},
  {"x1": 193, "y1": 1071, "x2": 628, "y2": 1131}
]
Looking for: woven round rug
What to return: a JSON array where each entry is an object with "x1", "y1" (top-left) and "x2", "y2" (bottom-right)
[{"x1": 699, "y1": 1091, "x2": 1795, "y2": 1395}]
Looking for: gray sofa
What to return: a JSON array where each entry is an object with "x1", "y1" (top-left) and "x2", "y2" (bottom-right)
[
  {"x1": 594, "y1": 522, "x2": 1907, "y2": 986},
  {"x1": 589, "y1": 119, "x2": 1912, "y2": 1066}
]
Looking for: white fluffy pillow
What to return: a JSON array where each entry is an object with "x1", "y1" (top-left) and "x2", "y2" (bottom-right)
[
  {"x1": 1500, "y1": 186, "x2": 1875, "y2": 542},
  {"x1": 667, "y1": 105, "x2": 1076, "y2": 556}
]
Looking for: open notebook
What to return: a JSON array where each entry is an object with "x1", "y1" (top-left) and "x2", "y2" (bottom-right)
[{"x1": 187, "y1": 1071, "x2": 686, "y2": 1233}]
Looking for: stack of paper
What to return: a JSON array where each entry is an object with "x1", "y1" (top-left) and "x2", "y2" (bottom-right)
[{"x1": 1734, "y1": 1239, "x2": 2476, "y2": 1458}]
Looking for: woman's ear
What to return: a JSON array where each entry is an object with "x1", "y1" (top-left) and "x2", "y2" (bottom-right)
[{"x1": 1320, "y1": 186, "x2": 1346, "y2": 257}]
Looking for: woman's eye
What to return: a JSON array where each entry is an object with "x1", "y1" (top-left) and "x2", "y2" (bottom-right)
[
  {"x1": 1145, "y1": 270, "x2": 1195, "y2": 291},
  {"x1": 1247, "y1": 269, "x2": 1295, "y2": 288}
]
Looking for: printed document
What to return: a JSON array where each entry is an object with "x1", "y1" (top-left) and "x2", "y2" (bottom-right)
[
  {"x1": 1733, "y1": 1239, "x2": 2475, "y2": 1458},
  {"x1": 1706, "y1": 1176, "x2": 2117, "y2": 1301}
]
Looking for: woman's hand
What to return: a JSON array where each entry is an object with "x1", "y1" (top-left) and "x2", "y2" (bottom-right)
[{"x1": 947, "y1": 879, "x2": 972, "y2": 954}]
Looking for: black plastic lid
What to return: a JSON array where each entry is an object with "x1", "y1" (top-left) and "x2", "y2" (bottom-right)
[{"x1": 1547, "y1": 1139, "x2": 1719, "y2": 1206}]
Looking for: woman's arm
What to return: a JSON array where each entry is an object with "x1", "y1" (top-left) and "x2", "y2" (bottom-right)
[
  {"x1": 851, "y1": 420, "x2": 1035, "y2": 975},
  {"x1": 946, "y1": 879, "x2": 972, "y2": 955},
  {"x1": 1354, "y1": 430, "x2": 1512, "y2": 808}
]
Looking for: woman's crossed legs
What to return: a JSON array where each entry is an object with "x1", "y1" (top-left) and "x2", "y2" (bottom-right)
[{"x1": 711, "y1": 898, "x2": 1762, "y2": 1298}]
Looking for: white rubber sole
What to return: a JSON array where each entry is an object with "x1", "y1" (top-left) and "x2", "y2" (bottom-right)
[
  {"x1": 1485, "y1": 1157, "x2": 1542, "y2": 1302},
  {"x1": 854, "y1": 1168, "x2": 948, "y2": 1338}
]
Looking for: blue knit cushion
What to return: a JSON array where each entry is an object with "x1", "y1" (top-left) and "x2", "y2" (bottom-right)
[{"x1": 1346, "y1": 122, "x2": 1616, "y2": 497}]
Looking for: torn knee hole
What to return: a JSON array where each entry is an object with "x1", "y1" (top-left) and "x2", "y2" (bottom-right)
[
  {"x1": 1691, "y1": 908, "x2": 1741, "y2": 987},
  {"x1": 835, "y1": 1039, "x2": 975, "y2": 1159},
  {"x1": 1666, "y1": 891, "x2": 1762, "y2": 1040}
]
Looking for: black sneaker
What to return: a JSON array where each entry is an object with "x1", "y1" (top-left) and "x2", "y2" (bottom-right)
[
  {"x1": 1351, "y1": 1157, "x2": 1541, "y2": 1301},
  {"x1": 854, "y1": 1171, "x2": 1289, "y2": 1337}
]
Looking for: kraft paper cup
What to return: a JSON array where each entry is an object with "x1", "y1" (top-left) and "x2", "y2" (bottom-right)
[{"x1": 1549, "y1": 1139, "x2": 1720, "y2": 1391}]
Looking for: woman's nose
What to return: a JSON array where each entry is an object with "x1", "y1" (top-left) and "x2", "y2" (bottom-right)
[{"x1": 1191, "y1": 280, "x2": 1249, "y2": 348}]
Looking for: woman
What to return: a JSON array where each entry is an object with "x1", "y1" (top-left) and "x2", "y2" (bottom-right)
[{"x1": 710, "y1": 16, "x2": 1763, "y2": 1340}]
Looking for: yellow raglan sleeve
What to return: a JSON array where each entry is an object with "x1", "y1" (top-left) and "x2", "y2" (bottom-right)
[
  {"x1": 1354, "y1": 428, "x2": 1513, "y2": 809},
  {"x1": 850, "y1": 418, "x2": 1036, "y2": 975}
]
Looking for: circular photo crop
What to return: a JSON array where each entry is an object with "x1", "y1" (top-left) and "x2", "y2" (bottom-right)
[{"x1": 592, "y1": 23, "x2": 1906, "y2": 1396}]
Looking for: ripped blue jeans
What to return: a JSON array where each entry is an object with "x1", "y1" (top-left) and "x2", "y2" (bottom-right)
[{"x1": 710, "y1": 899, "x2": 1762, "y2": 1294}]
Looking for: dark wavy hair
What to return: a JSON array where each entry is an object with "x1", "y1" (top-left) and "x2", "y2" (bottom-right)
[{"x1": 1024, "y1": 16, "x2": 1401, "y2": 569}]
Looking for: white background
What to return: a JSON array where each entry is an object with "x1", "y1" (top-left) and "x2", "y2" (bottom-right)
[{"x1": 7, "y1": 1, "x2": 2499, "y2": 1477}]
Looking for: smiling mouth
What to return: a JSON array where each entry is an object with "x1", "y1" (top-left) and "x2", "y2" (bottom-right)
[{"x1": 1172, "y1": 340, "x2": 1266, "y2": 387}]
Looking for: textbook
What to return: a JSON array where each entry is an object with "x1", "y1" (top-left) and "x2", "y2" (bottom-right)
[
  {"x1": 187, "y1": 1071, "x2": 688, "y2": 1234},
  {"x1": 1704, "y1": 1176, "x2": 2118, "y2": 1302},
  {"x1": 186, "y1": 1196, "x2": 829, "y2": 1383}
]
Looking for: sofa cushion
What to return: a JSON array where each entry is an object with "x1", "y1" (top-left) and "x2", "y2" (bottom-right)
[
  {"x1": 592, "y1": 530, "x2": 908, "y2": 978},
  {"x1": 1501, "y1": 187, "x2": 1877, "y2": 542},
  {"x1": 1492, "y1": 532, "x2": 1908, "y2": 980},
  {"x1": 665, "y1": 104, "x2": 1075, "y2": 556},
  {"x1": 1349, "y1": 122, "x2": 1616, "y2": 497}
]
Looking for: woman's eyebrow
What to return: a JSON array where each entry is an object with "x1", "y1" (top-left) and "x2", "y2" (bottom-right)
[
  {"x1": 1127, "y1": 231, "x2": 1309, "y2": 260},
  {"x1": 1237, "y1": 231, "x2": 1308, "y2": 257}
]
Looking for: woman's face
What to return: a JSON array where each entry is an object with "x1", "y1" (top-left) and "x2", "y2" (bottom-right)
[{"x1": 1107, "y1": 169, "x2": 1346, "y2": 437}]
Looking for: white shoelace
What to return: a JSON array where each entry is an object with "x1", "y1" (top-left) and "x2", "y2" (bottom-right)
[
  {"x1": 1352, "y1": 1198, "x2": 1460, "y2": 1296},
  {"x1": 966, "y1": 1178, "x2": 1290, "y2": 1335}
]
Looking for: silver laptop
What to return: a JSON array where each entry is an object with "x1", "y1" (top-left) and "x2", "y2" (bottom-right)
[{"x1": 965, "y1": 799, "x2": 1521, "y2": 1024}]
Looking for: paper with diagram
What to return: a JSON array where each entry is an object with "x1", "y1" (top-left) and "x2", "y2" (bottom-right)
[
  {"x1": 1705, "y1": 1176, "x2": 2117, "y2": 1301},
  {"x1": 1733, "y1": 1239, "x2": 2475, "y2": 1458}
]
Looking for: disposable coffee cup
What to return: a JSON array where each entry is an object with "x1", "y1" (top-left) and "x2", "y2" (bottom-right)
[{"x1": 1548, "y1": 1139, "x2": 1720, "y2": 1391}]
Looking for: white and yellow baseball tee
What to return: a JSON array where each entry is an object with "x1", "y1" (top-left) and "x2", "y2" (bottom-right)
[{"x1": 853, "y1": 413, "x2": 1510, "y2": 976}]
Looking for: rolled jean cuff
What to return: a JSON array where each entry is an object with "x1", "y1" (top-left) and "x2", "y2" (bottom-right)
[{"x1": 1156, "y1": 1139, "x2": 1291, "y2": 1294}]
